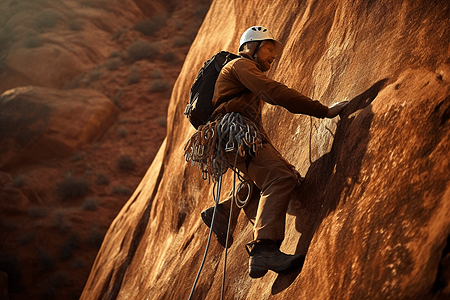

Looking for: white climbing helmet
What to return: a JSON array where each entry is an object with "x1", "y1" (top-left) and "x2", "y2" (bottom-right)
[{"x1": 239, "y1": 26, "x2": 283, "y2": 55}]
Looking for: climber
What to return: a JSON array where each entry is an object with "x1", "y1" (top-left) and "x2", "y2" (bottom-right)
[{"x1": 198, "y1": 26, "x2": 348, "y2": 278}]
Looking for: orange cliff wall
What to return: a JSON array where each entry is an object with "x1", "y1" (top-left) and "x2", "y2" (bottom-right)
[{"x1": 81, "y1": 0, "x2": 450, "y2": 299}]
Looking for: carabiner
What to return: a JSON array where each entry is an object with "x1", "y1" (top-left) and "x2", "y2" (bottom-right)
[{"x1": 225, "y1": 128, "x2": 235, "y2": 152}]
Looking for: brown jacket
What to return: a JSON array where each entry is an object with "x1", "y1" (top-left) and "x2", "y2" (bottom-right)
[{"x1": 211, "y1": 53, "x2": 328, "y2": 138}]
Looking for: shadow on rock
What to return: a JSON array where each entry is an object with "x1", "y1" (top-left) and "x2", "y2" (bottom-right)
[
  {"x1": 271, "y1": 254, "x2": 306, "y2": 294},
  {"x1": 272, "y1": 78, "x2": 389, "y2": 294}
]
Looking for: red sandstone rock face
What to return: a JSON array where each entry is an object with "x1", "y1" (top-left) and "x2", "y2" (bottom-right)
[
  {"x1": 81, "y1": 0, "x2": 450, "y2": 300},
  {"x1": 0, "y1": 86, "x2": 118, "y2": 168}
]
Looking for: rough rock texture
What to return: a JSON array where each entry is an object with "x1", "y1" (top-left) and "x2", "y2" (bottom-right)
[
  {"x1": 0, "y1": 86, "x2": 118, "y2": 168},
  {"x1": 78, "y1": 0, "x2": 448, "y2": 299}
]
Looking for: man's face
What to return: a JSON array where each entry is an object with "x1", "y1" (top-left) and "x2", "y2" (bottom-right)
[{"x1": 256, "y1": 41, "x2": 277, "y2": 72}]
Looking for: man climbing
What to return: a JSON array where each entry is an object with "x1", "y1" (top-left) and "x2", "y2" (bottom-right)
[{"x1": 186, "y1": 26, "x2": 348, "y2": 278}]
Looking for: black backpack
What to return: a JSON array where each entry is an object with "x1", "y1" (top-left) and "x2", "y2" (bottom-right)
[{"x1": 184, "y1": 51, "x2": 240, "y2": 129}]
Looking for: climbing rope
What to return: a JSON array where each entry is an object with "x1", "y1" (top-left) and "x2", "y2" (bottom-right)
[
  {"x1": 187, "y1": 163, "x2": 224, "y2": 300},
  {"x1": 185, "y1": 112, "x2": 263, "y2": 300},
  {"x1": 220, "y1": 147, "x2": 243, "y2": 299}
]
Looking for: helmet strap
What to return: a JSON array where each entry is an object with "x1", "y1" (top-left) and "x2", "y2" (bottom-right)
[{"x1": 252, "y1": 41, "x2": 263, "y2": 61}]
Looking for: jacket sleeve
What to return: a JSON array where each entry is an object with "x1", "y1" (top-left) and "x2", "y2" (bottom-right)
[{"x1": 231, "y1": 59, "x2": 329, "y2": 118}]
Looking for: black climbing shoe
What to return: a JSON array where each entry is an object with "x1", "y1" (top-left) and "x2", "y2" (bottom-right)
[
  {"x1": 245, "y1": 240, "x2": 305, "y2": 278},
  {"x1": 201, "y1": 204, "x2": 233, "y2": 248}
]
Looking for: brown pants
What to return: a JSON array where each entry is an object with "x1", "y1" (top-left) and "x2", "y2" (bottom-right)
[{"x1": 220, "y1": 144, "x2": 300, "y2": 242}]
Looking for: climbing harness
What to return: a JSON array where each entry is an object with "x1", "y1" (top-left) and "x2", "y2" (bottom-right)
[{"x1": 185, "y1": 112, "x2": 263, "y2": 300}]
